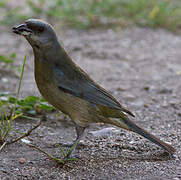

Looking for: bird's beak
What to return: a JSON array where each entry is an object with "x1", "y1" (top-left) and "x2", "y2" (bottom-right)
[{"x1": 12, "y1": 23, "x2": 32, "y2": 36}]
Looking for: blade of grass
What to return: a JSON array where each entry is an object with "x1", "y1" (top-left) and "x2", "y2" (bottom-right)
[
  {"x1": 0, "y1": 142, "x2": 7, "y2": 152},
  {"x1": 12, "y1": 55, "x2": 27, "y2": 116},
  {"x1": 8, "y1": 117, "x2": 42, "y2": 144},
  {"x1": 28, "y1": 143, "x2": 78, "y2": 164},
  {"x1": 0, "y1": 101, "x2": 8, "y2": 121},
  {"x1": 0, "y1": 100, "x2": 9, "y2": 140},
  {"x1": 21, "y1": 115, "x2": 40, "y2": 121},
  {"x1": 57, "y1": 143, "x2": 66, "y2": 157},
  {"x1": 28, "y1": 144, "x2": 65, "y2": 164},
  {"x1": 3, "y1": 55, "x2": 27, "y2": 140},
  {"x1": 65, "y1": 140, "x2": 79, "y2": 158}
]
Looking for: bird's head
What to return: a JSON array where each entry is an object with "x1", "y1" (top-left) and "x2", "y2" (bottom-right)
[{"x1": 12, "y1": 19, "x2": 58, "y2": 50}]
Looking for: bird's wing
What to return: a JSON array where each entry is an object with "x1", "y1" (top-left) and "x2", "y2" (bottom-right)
[{"x1": 53, "y1": 65, "x2": 134, "y2": 117}]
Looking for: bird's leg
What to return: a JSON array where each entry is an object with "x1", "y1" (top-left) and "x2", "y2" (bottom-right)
[
  {"x1": 58, "y1": 125, "x2": 85, "y2": 147},
  {"x1": 64, "y1": 125, "x2": 85, "y2": 159}
]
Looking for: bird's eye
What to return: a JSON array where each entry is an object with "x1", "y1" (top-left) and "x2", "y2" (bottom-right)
[{"x1": 37, "y1": 26, "x2": 44, "y2": 33}]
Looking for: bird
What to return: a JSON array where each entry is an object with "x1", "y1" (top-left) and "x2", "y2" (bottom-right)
[{"x1": 12, "y1": 19, "x2": 175, "y2": 159}]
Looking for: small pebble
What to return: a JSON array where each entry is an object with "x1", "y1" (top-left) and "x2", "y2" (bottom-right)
[
  {"x1": 19, "y1": 158, "x2": 26, "y2": 164},
  {"x1": 89, "y1": 127, "x2": 116, "y2": 137},
  {"x1": 21, "y1": 138, "x2": 31, "y2": 144},
  {"x1": 143, "y1": 86, "x2": 150, "y2": 91},
  {"x1": 130, "y1": 100, "x2": 144, "y2": 108},
  {"x1": 1, "y1": 78, "x2": 8, "y2": 83},
  {"x1": 159, "y1": 88, "x2": 172, "y2": 94}
]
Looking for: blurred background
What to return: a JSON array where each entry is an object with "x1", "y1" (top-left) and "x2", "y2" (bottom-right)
[{"x1": 0, "y1": 0, "x2": 180, "y2": 30}]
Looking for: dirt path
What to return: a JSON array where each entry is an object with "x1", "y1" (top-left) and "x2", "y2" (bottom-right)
[{"x1": 0, "y1": 26, "x2": 181, "y2": 179}]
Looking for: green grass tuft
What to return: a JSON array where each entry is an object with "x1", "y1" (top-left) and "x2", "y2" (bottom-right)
[{"x1": 0, "y1": 56, "x2": 27, "y2": 144}]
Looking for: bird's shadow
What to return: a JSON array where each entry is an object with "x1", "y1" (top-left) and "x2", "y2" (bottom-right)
[
  {"x1": 76, "y1": 145, "x2": 175, "y2": 165},
  {"x1": 117, "y1": 145, "x2": 175, "y2": 162},
  {"x1": 119, "y1": 151, "x2": 174, "y2": 162},
  {"x1": 78, "y1": 151, "x2": 175, "y2": 168},
  {"x1": 58, "y1": 151, "x2": 175, "y2": 171}
]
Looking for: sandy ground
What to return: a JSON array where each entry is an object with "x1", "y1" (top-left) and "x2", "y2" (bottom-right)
[{"x1": 0, "y1": 25, "x2": 181, "y2": 179}]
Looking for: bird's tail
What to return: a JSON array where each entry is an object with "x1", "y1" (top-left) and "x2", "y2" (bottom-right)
[{"x1": 107, "y1": 114, "x2": 175, "y2": 154}]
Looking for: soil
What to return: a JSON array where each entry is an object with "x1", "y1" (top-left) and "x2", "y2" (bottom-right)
[{"x1": 0, "y1": 25, "x2": 181, "y2": 180}]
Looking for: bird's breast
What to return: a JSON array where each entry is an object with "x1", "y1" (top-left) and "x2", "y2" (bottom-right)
[{"x1": 34, "y1": 60, "x2": 105, "y2": 126}]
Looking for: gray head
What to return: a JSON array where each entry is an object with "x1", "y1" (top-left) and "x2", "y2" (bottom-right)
[{"x1": 12, "y1": 19, "x2": 58, "y2": 50}]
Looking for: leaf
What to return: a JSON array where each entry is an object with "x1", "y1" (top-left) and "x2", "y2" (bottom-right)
[
  {"x1": 149, "y1": 6, "x2": 159, "y2": 19},
  {"x1": 10, "y1": 53, "x2": 16, "y2": 58},
  {"x1": 176, "y1": 71, "x2": 181, "y2": 75},
  {"x1": 11, "y1": 113, "x2": 23, "y2": 120},
  {"x1": 8, "y1": 97, "x2": 17, "y2": 104},
  {"x1": 0, "y1": 55, "x2": 14, "y2": 64},
  {"x1": 21, "y1": 105, "x2": 34, "y2": 111},
  {"x1": 39, "y1": 103, "x2": 54, "y2": 111},
  {"x1": 40, "y1": 98, "x2": 47, "y2": 102},
  {"x1": 24, "y1": 96, "x2": 40, "y2": 104}
]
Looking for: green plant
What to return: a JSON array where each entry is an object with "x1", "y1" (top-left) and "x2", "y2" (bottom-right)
[
  {"x1": 26, "y1": 0, "x2": 181, "y2": 30},
  {"x1": 0, "y1": 93, "x2": 54, "y2": 144},
  {"x1": 147, "y1": 2, "x2": 181, "y2": 30},
  {"x1": 1, "y1": 95, "x2": 54, "y2": 116},
  {"x1": 0, "y1": 53, "x2": 16, "y2": 71},
  {"x1": 29, "y1": 143, "x2": 78, "y2": 164},
  {"x1": 0, "y1": 0, "x2": 180, "y2": 31},
  {"x1": 0, "y1": 56, "x2": 27, "y2": 145}
]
